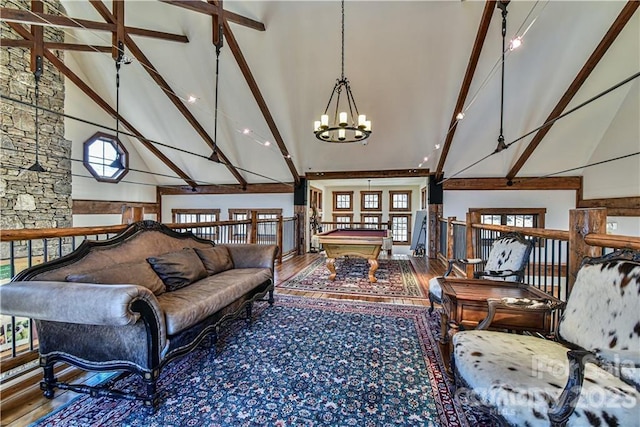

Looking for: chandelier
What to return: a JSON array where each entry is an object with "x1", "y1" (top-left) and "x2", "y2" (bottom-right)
[{"x1": 313, "y1": 0, "x2": 371, "y2": 143}]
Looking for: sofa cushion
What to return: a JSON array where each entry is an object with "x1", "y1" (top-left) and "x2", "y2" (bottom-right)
[
  {"x1": 194, "y1": 246, "x2": 234, "y2": 275},
  {"x1": 157, "y1": 268, "x2": 272, "y2": 335},
  {"x1": 66, "y1": 261, "x2": 166, "y2": 296},
  {"x1": 147, "y1": 248, "x2": 208, "y2": 292},
  {"x1": 453, "y1": 330, "x2": 640, "y2": 427}
]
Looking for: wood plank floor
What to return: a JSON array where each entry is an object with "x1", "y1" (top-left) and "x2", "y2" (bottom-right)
[{"x1": 1, "y1": 253, "x2": 445, "y2": 427}]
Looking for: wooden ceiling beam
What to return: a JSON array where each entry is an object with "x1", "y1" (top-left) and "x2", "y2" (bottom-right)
[
  {"x1": 29, "y1": 0, "x2": 43, "y2": 72},
  {"x1": 435, "y1": 0, "x2": 496, "y2": 178},
  {"x1": 0, "y1": 7, "x2": 189, "y2": 43},
  {"x1": 0, "y1": 39, "x2": 114, "y2": 53},
  {"x1": 506, "y1": 1, "x2": 639, "y2": 180},
  {"x1": 6, "y1": 21, "x2": 199, "y2": 188},
  {"x1": 442, "y1": 176, "x2": 582, "y2": 191},
  {"x1": 220, "y1": 18, "x2": 300, "y2": 186},
  {"x1": 305, "y1": 169, "x2": 430, "y2": 181},
  {"x1": 88, "y1": 0, "x2": 247, "y2": 188},
  {"x1": 158, "y1": 183, "x2": 294, "y2": 196},
  {"x1": 158, "y1": 0, "x2": 265, "y2": 32}
]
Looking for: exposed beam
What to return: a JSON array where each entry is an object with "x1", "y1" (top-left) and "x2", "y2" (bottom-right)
[
  {"x1": 506, "y1": 1, "x2": 640, "y2": 180},
  {"x1": 122, "y1": 32, "x2": 248, "y2": 187},
  {"x1": 6, "y1": 21, "x2": 198, "y2": 188},
  {"x1": 29, "y1": 0, "x2": 43, "y2": 71},
  {"x1": 0, "y1": 7, "x2": 189, "y2": 43},
  {"x1": 442, "y1": 176, "x2": 582, "y2": 191},
  {"x1": 158, "y1": 183, "x2": 294, "y2": 196},
  {"x1": 158, "y1": 0, "x2": 265, "y2": 32},
  {"x1": 220, "y1": 18, "x2": 300, "y2": 186},
  {"x1": 1, "y1": 39, "x2": 112, "y2": 52},
  {"x1": 305, "y1": 169, "x2": 430, "y2": 181},
  {"x1": 578, "y1": 196, "x2": 640, "y2": 217},
  {"x1": 72, "y1": 199, "x2": 159, "y2": 215},
  {"x1": 112, "y1": 0, "x2": 125, "y2": 60},
  {"x1": 435, "y1": 0, "x2": 496, "y2": 178}
]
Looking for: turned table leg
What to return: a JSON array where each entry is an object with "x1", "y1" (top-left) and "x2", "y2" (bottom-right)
[
  {"x1": 367, "y1": 259, "x2": 379, "y2": 283},
  {"x1": 326, "y1": 257, "x2": 336, "y2": 281}
]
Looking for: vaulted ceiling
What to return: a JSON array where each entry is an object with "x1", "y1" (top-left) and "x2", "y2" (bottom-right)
[{"x1": 4, "y1": 1, "x2": 639, "y2": 189}]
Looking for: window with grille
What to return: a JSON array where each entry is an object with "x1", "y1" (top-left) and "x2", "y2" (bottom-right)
[
  {"x1": 472, "y1": 208, "x2": 546, "y2": 229},
  {"x1": 333, "y1": 191, "x2": 353, "y2": 211},
  {"x1": 390, "y1": 214, "x2": 411, "y2": 244},
  {"x1": 390, "y1": 191, "x2": 411, "y2": 211},
  {"x1": 362, "y1": 214, "x2": 382, "y2": 229},
  {"x1": 83, "y1": 132, "x2": 128, "y2": 183},
  {"x1": 333, "y1": 214, "x2": 353, "y2": 228},
  {"x1": 171, "y1": 209, "x2": 220, "y2": 240},
  {"x1": 360, "y1": 191, "x2": 382, "y2": 211}
]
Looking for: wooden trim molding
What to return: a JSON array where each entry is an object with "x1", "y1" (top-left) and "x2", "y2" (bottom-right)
[
  {"x1": 306, "y1": 169, "x2": 430, "y2": 180},
  {"x1": 578, "y1": 196, "x2": 640, "y2": 217},
  {"x1": 72, "y1": 200, "x2": 158, "y2": 215},
  {"x1": 158, "y1": 183, "x2": 294, "y2": 196},
  {"x1": 443, "y1": 177, "x2": 582, "y2": 191}
]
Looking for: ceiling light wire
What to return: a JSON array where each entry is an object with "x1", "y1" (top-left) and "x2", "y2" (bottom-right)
[{"x1": 438, "y1": 70, "x2": 640, "y2": 184}]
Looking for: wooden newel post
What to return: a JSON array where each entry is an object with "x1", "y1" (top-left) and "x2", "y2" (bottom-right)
[
  {"x1": 250, "y1": 210, "x2": 258, "y2": 244},
  {"x1": 428, "y1": 204, "x2": 443, "y2": 258},
  {"x1": 446, "y1": 216, "x2": 455, "y2": 261},
  {"x1": 568, "y1": 208, "x2": 607, "y2": 292},
  {"x1": 122, "y1": 206, "x2": 144, "y2": 224},
  {"x1": 465, "y1": 212, "x2": 481, "y2": 278},
  {"x1": 276, "y1": 215, "x2": 283, "y2": 264}
]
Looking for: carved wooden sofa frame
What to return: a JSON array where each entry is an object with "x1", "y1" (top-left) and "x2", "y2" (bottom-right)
[{"x1": 0, "y1": 221, "x2": 278, "y2": 411}]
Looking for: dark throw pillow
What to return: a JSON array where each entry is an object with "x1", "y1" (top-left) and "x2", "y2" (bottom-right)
[
  {"x1": 147, "y1": 248, "x2": 208, "y2": 292},
  {"x1": 194, "y1": 246, "x2": 234, "y2": 275},
  {"x1": 66, "y1": 261, "x2": 166, "y2": 296}
]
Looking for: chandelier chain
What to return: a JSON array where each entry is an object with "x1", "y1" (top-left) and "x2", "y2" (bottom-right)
[{"x1": 341, "y1": 0, "x2": 345, "y2": 80}]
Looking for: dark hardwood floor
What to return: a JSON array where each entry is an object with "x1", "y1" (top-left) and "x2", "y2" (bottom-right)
[{"x1": 1, "y1": 253, "x2": 445, "y2": 427}]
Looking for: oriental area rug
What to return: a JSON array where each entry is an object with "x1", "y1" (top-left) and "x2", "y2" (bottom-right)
[
  {"x1": 30, "y1": 296, "x2": 488, "y2": 427},
  {"x1": 277, "y1": 257, "x2": 425, "y2": 298}
]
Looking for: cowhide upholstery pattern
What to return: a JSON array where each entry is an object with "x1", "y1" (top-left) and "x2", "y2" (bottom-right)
[
  {"x1": 482, "y1": 235, "x2": 531, "y2": 282},
  {"x1": 453, "y1": 258, "x2": 640, "y2": 426},
  {"x1": 453, "y1": 331, "x2": 640, "y2": 427},
  {"x1": 429, "y1": 276, "x2": 442, "y2": 300}
]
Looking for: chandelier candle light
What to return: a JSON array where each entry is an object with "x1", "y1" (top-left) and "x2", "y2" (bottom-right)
[{"x1": 314, "y1": 0, "x2": 371, "y2": 143}]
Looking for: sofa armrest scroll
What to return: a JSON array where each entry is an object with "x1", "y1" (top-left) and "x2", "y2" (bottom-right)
[
  {"x1": 0, "y1": 281, "x2": 160, "y2": 327},
  {"x1": 223, "y1": 244, "x2": 279, "y2": 270}
]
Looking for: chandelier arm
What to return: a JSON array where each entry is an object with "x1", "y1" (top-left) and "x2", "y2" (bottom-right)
[
  {"x1": 323, "y1": 80, "x2": 340, "y2": 114},
  {"x1": 333, "y1": 84, "x2": 343, "y2": 125}
]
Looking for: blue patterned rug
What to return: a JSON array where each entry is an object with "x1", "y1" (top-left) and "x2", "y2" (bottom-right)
[{"x1": 31, "y1": 296, "x2": 482, "y2": 426}]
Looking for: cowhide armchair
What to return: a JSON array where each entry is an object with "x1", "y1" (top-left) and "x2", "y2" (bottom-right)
[
  {"x1": 452, "y1": 250, "x2": 640, "y2": 427},
  {"x1": 428, "y1": 232, "x2": 534, "y2": 313}
]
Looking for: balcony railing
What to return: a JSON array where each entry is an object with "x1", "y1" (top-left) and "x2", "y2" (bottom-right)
[{"x1": 435, "y1": 208, "x2": 640, "y2": 334}]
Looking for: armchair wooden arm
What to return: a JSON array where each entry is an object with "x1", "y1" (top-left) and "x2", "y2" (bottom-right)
[{"x1": 476, "y1": 297, "x2": 566, "y2": 331}]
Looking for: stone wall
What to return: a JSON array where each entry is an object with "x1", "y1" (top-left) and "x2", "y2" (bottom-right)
[{"x1": 1, "y1": 0, "x2": 71, "y2": 231}]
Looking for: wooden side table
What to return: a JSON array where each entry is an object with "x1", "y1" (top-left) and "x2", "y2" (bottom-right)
[{"x1": 437, "y1": 277, "x2": 564, "y2": 375}]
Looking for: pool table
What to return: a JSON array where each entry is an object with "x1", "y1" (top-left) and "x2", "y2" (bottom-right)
[{"x1": 316, "y1": 228, "x2": 392, "y2": 282}]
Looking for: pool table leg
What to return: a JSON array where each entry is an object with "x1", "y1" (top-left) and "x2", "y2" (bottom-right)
[
  {"x1": 368, "y1": 259, "x2": 379, "y2": 283},
  {"x1": 326, "y1": 257, "x2": 337, "y2": 281}
]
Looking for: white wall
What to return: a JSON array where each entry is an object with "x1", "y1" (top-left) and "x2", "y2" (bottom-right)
[
  {"x1": 443, "y1": 190, "x2": 576, "y2": 230},
  {"x1": 161, "y1": 193, "x2": 295, "y2": 222},
  {"x1": 583, "y1": 79, "x2": 640, "y2": 200}
]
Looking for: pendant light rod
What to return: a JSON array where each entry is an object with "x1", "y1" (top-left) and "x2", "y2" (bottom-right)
[
  {"x1": 341, "y1": 0, "x2": 345, "y2": 80},
  {"x1": 496, "y1": 1, "x2": 509, "y2": 153},
  {"x1": 28, "y1": 55, "x2": 45, "y2": 172},
  {"x1": 210, "y1": 24, "x2": 224, "y2": 164}
]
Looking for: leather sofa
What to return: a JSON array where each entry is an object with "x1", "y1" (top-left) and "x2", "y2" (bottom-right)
[{"x1": 0, "y1": 220, "x2": 278, "y2": 411}]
